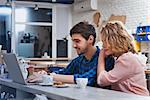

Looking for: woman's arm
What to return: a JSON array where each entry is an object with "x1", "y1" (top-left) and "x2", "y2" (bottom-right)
[{"x1": 97, "y1": 49, "x2": 105, "y2": 76}]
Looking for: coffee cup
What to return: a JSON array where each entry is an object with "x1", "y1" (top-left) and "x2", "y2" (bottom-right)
[
  {"x1": 42, "y1": 75, "x2": 53, "y2": 84},
  {"x1": 76, "y1": 78, "x2": 88, "y2": 88}
]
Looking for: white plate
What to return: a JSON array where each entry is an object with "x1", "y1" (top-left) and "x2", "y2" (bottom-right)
[{"x1": 39, "y1": 82, "x2": 53, "y2": 86}]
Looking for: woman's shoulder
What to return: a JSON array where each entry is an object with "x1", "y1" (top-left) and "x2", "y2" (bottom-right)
[
  {"x1": 117, "y1": 52, "x2": 136, "y2": 62},
  {"x1": 116, "y1": 52, "x2": 145, "y2": 67}
]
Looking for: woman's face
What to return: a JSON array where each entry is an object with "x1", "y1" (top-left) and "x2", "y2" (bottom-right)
[{"x1": 101, "y1": 35, "x2": 113, "y2": 56}]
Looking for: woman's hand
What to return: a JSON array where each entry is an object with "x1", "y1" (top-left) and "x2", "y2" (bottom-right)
[
  {"x1": 97, "y1": 48, "x2": 106, "y2": 76},
  {"x1": 99, "y1": 48, "x2": 105, "y2": 58}
]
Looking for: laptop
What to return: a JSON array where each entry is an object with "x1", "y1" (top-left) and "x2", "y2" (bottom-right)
[{"x1": 3, "y1": 53, "x2": 39, "y2": 85}]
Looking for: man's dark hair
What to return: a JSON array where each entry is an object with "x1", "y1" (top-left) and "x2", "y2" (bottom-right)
[{"x1": 70, "y1": 22, "x2": 96, "y2": 45}]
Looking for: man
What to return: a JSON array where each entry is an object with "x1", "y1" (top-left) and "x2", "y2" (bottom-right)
[{"x1": 28, "y1": 22, "x2": 114, "y2": 87}]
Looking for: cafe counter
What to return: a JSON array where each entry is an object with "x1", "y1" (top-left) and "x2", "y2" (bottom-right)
[{"x1": 0, "y1": 78, "x2": 150, "y2": 100}]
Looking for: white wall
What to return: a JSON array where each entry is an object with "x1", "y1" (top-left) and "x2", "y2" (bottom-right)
[
  {"x1": 71, "y1": 0, "x2": 150, "y2": 57},
  {"x1": 73, "y1": 0, "x2": 150, "y2": 31},
  {"x1": 56, "y1": 6, "x2": 71, "y2": 40},
  {"x1": 55, "y1": 4, "x2": 72, "y2": 58},
  {"x1": 98, "y1": 0, "x2": 150, "y2": 30},
  {"x1": 0, "y1": 0, "x2": 7, "y2": 5}
]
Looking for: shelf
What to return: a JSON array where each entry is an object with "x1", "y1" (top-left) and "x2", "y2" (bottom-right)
[
  {"x1": 136, "y1": 35, "x2": 150, "y2": 42},
  {"x1": 136, "y1": 26, "x2": 150, "y2": 42}
]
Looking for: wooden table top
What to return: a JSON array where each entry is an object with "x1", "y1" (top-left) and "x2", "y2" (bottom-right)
[
  {"x1": 28, "y1": 61, "x2": 69, "y2": 68},
  {"x1": 28, "y1": 61, "x2": 56, "y2": 65},
  {"x1": 145, "y1": 70, "x2": 150, "y2": 74},
  {"x1": 26, "y1": 57, "x2": 71, "y2": 61},
  {"x1": 54, "y1": 62, "x2": 69, "y2": 67}
]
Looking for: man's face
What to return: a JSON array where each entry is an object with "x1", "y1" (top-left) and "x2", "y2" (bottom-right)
[{"x1": 71, "y1": 34, "x2": 89, "y2": 55}]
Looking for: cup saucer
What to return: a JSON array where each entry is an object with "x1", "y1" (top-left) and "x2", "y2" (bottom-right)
[{"x1": 39, "y1": 82, "x2": 53, "y2": 86}]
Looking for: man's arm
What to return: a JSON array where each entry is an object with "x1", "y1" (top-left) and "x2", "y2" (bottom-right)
[
  {"x1": 52, "y1": 66, "x2": 97, "y2": 86},
  {"x1": 27, "y1": 59, "x2": 78, "y2": 83},
  {"x1": 52, "y1": 74, "x2": 74, "y2": 84},
  {"x1": 54, "y1": 60, "x2": 77, "y2": 75},
  {"x1": 74, "y1": 67, "x2": 97, "y2": 86},
  {"x1": 51, "y1": 59, "x2": 77, "y2": 84}
]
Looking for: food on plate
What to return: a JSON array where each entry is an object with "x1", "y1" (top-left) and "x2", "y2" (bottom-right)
[{"x1": 53, "y1": 81, "x2": 64, "y2": 85}]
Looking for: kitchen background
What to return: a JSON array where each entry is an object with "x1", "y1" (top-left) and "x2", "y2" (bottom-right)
[
  {"x1": 0, "y1": 0, "x2": 149, "y2": 63},
  {"x1": 72, "y1": 0, "x2": 150, "y2": 63}
]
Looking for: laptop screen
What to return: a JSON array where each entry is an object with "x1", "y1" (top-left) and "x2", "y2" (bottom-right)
[{"x1": 3, "y1": 53, "x2": 26, "y2": 85}]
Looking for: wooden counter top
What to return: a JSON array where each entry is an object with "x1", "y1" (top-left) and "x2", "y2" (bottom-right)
[
  {"x1": 54, "y1": 62, "x2": 69, "y2": 67},
  {"x1": 145, "y1": 70, "x2": 150, "y2": 74},
  {"x1": 26, "y1": 57, "x2": 71, "y2": 61},
  {"x1": 28, "y1": 61, "x2": 56, "y2": 65},
  {"x1": 28, "y1": 61, "x2": 69, "y2": 68}
]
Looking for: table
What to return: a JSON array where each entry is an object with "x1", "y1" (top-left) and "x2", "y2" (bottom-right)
[
  {"x1": 28, "y1": 61, "x2": 69, "y2": 67},
  {"x1": 53, "y1": 62, "x2": 69, "y2": 67},
  {"x1": 28, "y1": 61, "x2": 56, "y2": 66},
  {"x1": 145, "y1": 70, "x2": 150, "y2": 74},
  {"x1": 28, "y1": 61, "x2": 69, "y2": 72},
  {"x1": 0, "y1": 78, "x2": 150, "y2": 100},
  {"x1": 26, "y1": 57, "x2": 71, "y2": 61}
]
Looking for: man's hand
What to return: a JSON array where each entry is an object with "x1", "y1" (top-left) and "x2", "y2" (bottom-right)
[
  {"x1": 27, "y1": 70, "x2": 47, "y2": 82},
  {"x1": 38, "y1": 70, "x2": 48, "y2": 75}
]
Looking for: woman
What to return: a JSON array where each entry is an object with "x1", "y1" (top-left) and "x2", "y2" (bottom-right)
[{"x1": 97, "y1": 21, "x2": 149, "y2": 96}]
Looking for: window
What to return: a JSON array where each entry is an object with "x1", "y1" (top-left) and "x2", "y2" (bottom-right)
[{"x1": 14, "y1": 6, "x2": 52, "y2": 58}]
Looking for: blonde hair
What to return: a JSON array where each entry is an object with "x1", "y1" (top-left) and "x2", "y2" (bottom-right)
[{"x1": 100, "y1": 21, "x2": 136, "y2": 57}]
